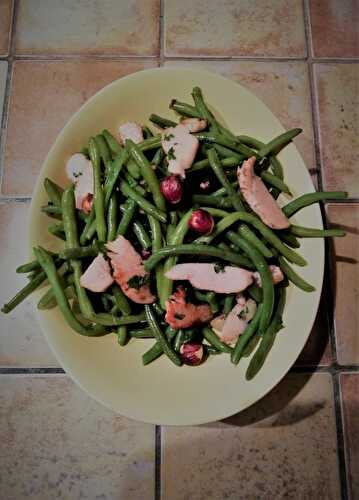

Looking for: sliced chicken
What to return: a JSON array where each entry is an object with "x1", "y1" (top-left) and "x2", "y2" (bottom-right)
[
  {"x1": 165, "y1": 287, "x2": 212, "y2": 329},
  {"x1": 161, "y1": 124, "x2": 199, "y2": 178},
  {"x1": 238, "y1": 156, "x2": 290, "y2": 229},
  {"x1": 106, "y1": 235, "x2": 155, "y2": 304},
  {"x1": 66, "y1": 153, "x2": 94, "y2": 212},
  {"x1": 80, "y1": 254, "x2": 114, "y2": 293},
  {"x1": 118, "y1": 122, "x2": 143, "y2": 145},
  {"x1": 165, "y1": 263, "x2": 253, "y2": 294},
  {"x1": 181, "y1": 118, "x2": 207, "y2": 133},
  {"x1": 210, "y1": 295, "x2": 257, "y2": 345},
  {"x1": 253, "y1": 265, "x2": 284, "y2": 287}
]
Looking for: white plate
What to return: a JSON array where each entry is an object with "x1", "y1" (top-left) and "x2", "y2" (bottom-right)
[{"x1": 29, "y1": 68, "x2": 323, "y2": 425}]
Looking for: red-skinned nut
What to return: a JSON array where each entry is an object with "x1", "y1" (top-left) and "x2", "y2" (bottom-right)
[
  {"x1": 188, "y1": 209, "x2": 214, "y2": 234},
  {"x1": 160, "y1": 175, "x2": 183, "y2": 204},
  {"x1": 180, "y1": 342, "x2": 204, "y2": 366}
]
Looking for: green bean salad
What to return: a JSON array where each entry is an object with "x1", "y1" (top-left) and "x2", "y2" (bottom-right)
[{"x1": 2, "y1": 87, "x2": 347, "y2": 379}]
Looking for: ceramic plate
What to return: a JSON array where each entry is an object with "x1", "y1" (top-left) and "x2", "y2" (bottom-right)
[{"x1": 29, "y1": 68, "x2": 324, "y2": 425}]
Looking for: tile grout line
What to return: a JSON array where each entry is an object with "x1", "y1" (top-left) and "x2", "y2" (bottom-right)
[
  {"x1": 303, "y1": 1, "x2": 349, "y2": 498},
  {"x1": 155, "y1": 425, "x2": 162, "y2": 500},
  {"x1": 159, "y1": 0, "x2": 165, "y2": 67}
]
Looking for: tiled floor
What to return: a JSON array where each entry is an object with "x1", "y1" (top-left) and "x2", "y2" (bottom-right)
[{"x1": 0, "y1": 1, "x2": 357, "y2": 499}]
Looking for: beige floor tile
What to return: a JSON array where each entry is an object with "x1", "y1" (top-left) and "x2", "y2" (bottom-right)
[
  {"x1": 0, "y1": 0, "x2": 12, "y2": 56},
  {"x1": 0, "y1": 202, "x2": 58, "y2": 367},
  {"x1": 0, "y1": 375, "x2": 155, "y2": 499},
  {"x1": 340, "y1": 373, "x2": 359, "y2": 499},
  {"x1": 164, "y1": 0, "x2": 306, "y2": 58},
  {"x1": 164, "y1": 60, "x2": 315, "y2": 174},
  {"x1": 309, "y1": 0, "x2": 359, "y2": 58},
  {"x1": 327, "y1": 204, "x2": 359, "y2": 365},
  {"x1": 314, "y1": 63, "x2": 359, "y2": 196},
  {"x1": 15, "y1": 0, "x2": 160, "y2": 56},
  {"x1": 2, "y1": 60, "x2": 158, "y2": 196},
  {"x1": 162, "y1": 373, "x2": 340, "y2": 500}
]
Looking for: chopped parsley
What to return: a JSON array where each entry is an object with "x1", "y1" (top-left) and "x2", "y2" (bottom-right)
[
  {"x1": 72, "y1": 171, "x2": 83, "y2": 178},
  {"x1": 214, "y1": 262, "x2": 226, "y2": 274},
  {"x1": 174, "y1": 313, "x2": 185, "y2": 320},
  {"x1": 127, "y1": 274, "x2": 150, "y2": 290},
  {"x1": 163, "y1": 133, "x2": 175, "y2": 141},
  {"x1": 167, "y1": 147, "x2": 176, "y2": 160}
]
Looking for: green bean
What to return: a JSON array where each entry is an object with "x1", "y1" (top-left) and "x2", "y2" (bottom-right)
[
  {"x1": 33, "y1": 247, "x2": 108, "y2": 336},
  {"x1": 237, "y1": 135, "x2": 265, "y2": 150},
  {"x1": 279, "y1": 232, "x2": 300, "y2": 248},
  {"x1": 95, "y1": 134, "x2": 112, "y2": 173},
  {"x1": 202, "y1": 327, "x2": 233, "y2": 353},
  {"x1": 126, "y1": 158, "x2": 141, "y2": 180},
  {"x1": 238, "y1": 225, "x2": 273, "y2": 259},
  {"x1": 174, "y1": 330, "x2": 185, "y2": 351},
  {"x1": 190, "y1": 156, "x2": 239, "y2": 174},
  {"x1": 102, "y1": 129, "x2": 122, "y2": 156},
  {"x1": 44, "y1": 178, "x2": 64, "y2": 206},
  {"x1": 206, "y1": 345, "x2": 222, "y2": 355},
  {"x1": 226, "y1": 232, "x2": 274, "y2": 332},
  {"x1": 192, "y1": 194, "x2": 233, "y2": 209},
  {"x1": 120, "y1": 180, "x2": 166, "y2": 223},
  {"x1": 104, "y1": 149, "x2": 128, "y2": 206},
  {"x1": 1, "y1": 269, "x2": 47, "y2": 313},
  {"x1": 80, "y1": 209, "x2": 96, "y2": 245},
  {"x1": 282, "y1": 191, "x2": 347, "y2": 218},
  {"x1": 231, "y1": 303, "x2": 263, "y2": 365},
  {"x1": 152, "y1": 302, "x2": 164, "y2": 317},
  {"x1": 261, "y1": 171, "x2": 291, "y2": 195},
  {"x1": 48, "y1": 222, "x2": 66, "y2": 240},
  {"x1": 258, "y1": 128, "x2": 302, "y2": 158},
  {"x1": 149, "y1": 113, "x2": 177, "y2": 129},
  {"x1": 170, "y1": 99, "x2": 202, "y2": 118},
  {"x1": 91, "y1": 312, "x2": 146, "y2": 326},
  {"x1": 221, "y1": 212, "x2": 306, "y2": 266},
  {"x1": 59, "y1": 243, "x2": 100, "y2": 260},
  {"x1": 204, "y1": 207, "x2": 230, "y2": 218},
  {"x1": 107, "y1": 193, "x2": 118, "y2": 242},
  {"x1": 145, "y1": 305, "x2": 182, "y2": 366},
  {"x1": 101, "y1": 294, "x2": 112, "y2": 312},
  {"x1": 246, "y1": 287, "x2": 286, "y2": 380},
  {"x1": 289, "y1": 225, "x2": 345, "y2": 238},
  {"x1": 191, "y1": 87, "x2": 220, "y2": 135},
  {"x1": 129, "y1": 327, "x2": 154, "y2": 339},
  {"x1": 117, "y1": 199, "x2": 137, "y2": 236},
  {"x1": 278, "y1": 256, "x2": 315, "y2": 292},
  {"x1": 194, "y1": 290, "x2": 210, "y2": 303},
  {"x1": 148, "y1": 214, "x2": 163, "y2": 297},
  {"x1": 16, "y1": 256, "x2": 56, "y2": 274},
  {"x1": 242, "y1": 333, "x2": 261, "y2": 357},
  {"x1": 151, "y1": 147, "x2": 164, "y2": 167},
  {"x1": 112, "y1": 285, "x2": 131, "y2": 316},
  {"x1": 133, "y1": 221, "x2": 151, "y2": 249},
  {"x1": 218, "y1": 241, "x2": 231, "y2": 252},
  {"x1": 247, "y1": 284, "x2": 263, "y2": 303},
  {"x1": 159, "y1": 210, "x2": 193, "y2": 309},
  {"x1": 270, "y1": 155, "x2": 284, "y2": 180},
  {"x1": 195, "y1": 132, "x2": 259, "y2": 159},
  {"x1": 224, "y1": 295, "x2": 235, "y2": 315},
  {"x1": 37, "y1": 277, "x2": 74, "y2": 310},
  {"x1": 41, "y1": 205, "x2": 62, "y2": 219},
  {"x1": 145, "y1": 243, "x2": 254, "y2": 272},
  {"x1": 214, "y1": 144, "x2": 243, "y2": 161},
  {"x1": 143, "y1": 125, "x2": 154, "y2": 139},
  {"x1": 89, "y1": 137, "x2": 106, "y2": 242},
  {"x1": 124, "y1": 172, "x2": 146, "y2": 195},
  {"x1": 117, "y1": 326, "x2": 128, "y2": 346},
  {"x1": 142, "y1": 342, "x2": 163, "y2": 365},
  {"x1": 207, "y1": 148, "x2": 244, "y2": 211},
  {"x1": 127, "y1": 139, "x2": 166, "y2": 212},
  {"x1": 193, "y1": 291, "x2": 219, "y2": 313},
  {"x1": 138, "y1": 136, "x2": 161, "y2": 152}
]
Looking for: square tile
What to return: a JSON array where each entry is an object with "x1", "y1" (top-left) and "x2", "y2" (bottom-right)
[
  {"x1": 0, "y1": 202, "x2": 58, "y2": 367},
  {"x1": 296, "y1": 287, "x2": 332, "y2": 366},
  {"x1": 162, "y1": 373, "x2": 340, "y2": 499},
  {"x1": 314, "y1": 63, "x2": 359, "y2": 196},
  {"x1": 0, "y1": 61, "x2": 7, "y2": 121},
  {"x1": 0, "y1": 0, "x2": 12, "y2": 56},
  {"x1": 309, "y1": 0, "x2": 359, "y2": 58},
  {"x1": 15, "y1": 0, "x2": 160, "y2": 56},
  {"x1": 2, "y1": 60, "x2": 158, "y2": 196},
  {"x1": 164, "y1": 0, "x2": 306, "y2": 58},
  {"x1": 340, "y1": 373, "x2": 359, "y2": 499},
  {"x1": 0, "y1": 375, "x2": 155, "y2": 499},
  {"x1": 164, "y1": 60, "x2": 315, "y2": 172},
  {"x1": 327, "y1": 204, "x2": 359, "y2": 365}
]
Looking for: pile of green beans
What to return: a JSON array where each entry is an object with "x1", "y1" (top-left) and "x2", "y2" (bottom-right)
[{"x1": 1, "y1": 86, "x2": 347, "y2": 379}]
